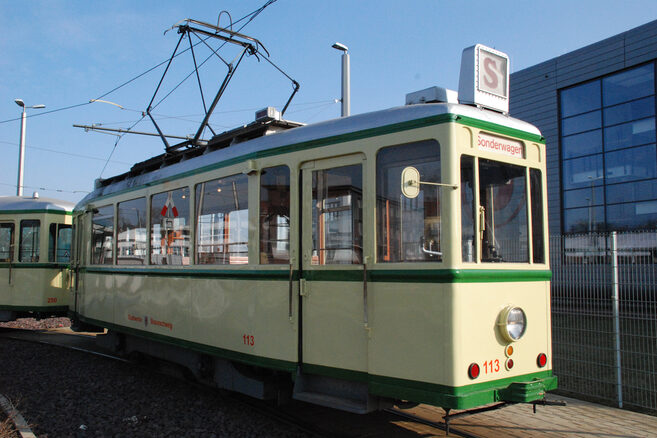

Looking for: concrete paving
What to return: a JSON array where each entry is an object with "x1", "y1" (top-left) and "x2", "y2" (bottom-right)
[{"x1": 406, "y1": 395, "x2": 657, "y2": 437}]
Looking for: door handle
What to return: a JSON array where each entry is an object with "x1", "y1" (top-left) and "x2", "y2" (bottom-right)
[{"x1": 299, "y1": 278, "x2": 308, "y2": 297}]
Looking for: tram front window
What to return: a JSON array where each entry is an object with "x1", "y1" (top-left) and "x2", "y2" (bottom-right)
[{"x1": 479, "y1": 159, "x2": 529, "y2": 263}]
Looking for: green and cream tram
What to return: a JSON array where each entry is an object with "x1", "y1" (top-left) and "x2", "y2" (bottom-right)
[
  {"x1": 70, "y1": 44, "x2": 556, "y2": 414},
  {"x1": 0, "y1": 194, "x2": 74, "y2": 321}
]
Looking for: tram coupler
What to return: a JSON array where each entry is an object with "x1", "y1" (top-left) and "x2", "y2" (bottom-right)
[{"x1": 531, "y1": 398, "x2": 567, "y2": 413}]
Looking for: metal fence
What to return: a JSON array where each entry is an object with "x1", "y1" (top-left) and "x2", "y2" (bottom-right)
[{"x1": 550, "y1": 231, "x2": 657, "y2": 414}]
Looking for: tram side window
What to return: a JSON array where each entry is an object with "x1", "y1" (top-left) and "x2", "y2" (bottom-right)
[
  {"x1": 260, "y1": 166, "x2": 290, "y2": 264},
  {"x1": 117, "y1": 198, "x2": 147, "y2": 265},
  {"x1": 530, "y1": 169, "x2": 545, "y2": 264},
  {"x1": 151, "y1": 188, "x2": 191, "y2": 265},
  {"x1": 461, "y1": 156, "x2": 476, "y2": 262},
  {"x1": 19, "y1": 220, "x2": 40, "y2": 262},
  {"x1": 196, "y1": 174, "x2": 249, "y2": 265},
  {"x1": 312, "y1": 164, "x2": 362, "y2": 265},
  {"x1": 376, "y1": 140, "x2": 441, "y2": 263},
  {"x1": 48, "y1": 223, "x2": 72, "y2": 262},
  {"x1": 92, "y1": 205, "x2": 114, "y2": 265},
  {"x1": 479, "y1": 159, "x2": 528, "y2": 263},
  {"x1": 0, "y1": 223, "x2": 14, "y2": 262}
]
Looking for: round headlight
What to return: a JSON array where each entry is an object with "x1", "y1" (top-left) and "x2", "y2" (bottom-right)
[{"x1": 498, "y1": 306, "x2": 527, "y2": 342}]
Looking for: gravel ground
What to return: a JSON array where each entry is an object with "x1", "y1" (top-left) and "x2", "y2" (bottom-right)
[
  {"x1": 0, "y1": 317, "x2": 71, "y2": 330},
  {"x1": 0, "y1": 319, "x2": 311, "y2": 437}
]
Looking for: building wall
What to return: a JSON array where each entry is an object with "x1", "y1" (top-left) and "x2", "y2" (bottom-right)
[{"x1": 510, "y1": 20, "x2": 657, "y2": 234}]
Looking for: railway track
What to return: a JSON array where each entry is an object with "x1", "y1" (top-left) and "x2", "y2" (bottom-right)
[{"x1": 0, "y1": 326, "x2": 479, "y2": 437}]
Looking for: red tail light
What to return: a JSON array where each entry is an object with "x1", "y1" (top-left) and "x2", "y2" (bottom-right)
[
  {"x1": 468, "y1": 363, "x2": 480, "y2": 379},
  {"x1": 506, "y1": 358, "x2": 514, "y2": 370},
  {"x1": 537, "y1": 353, "x2": 547, "y2": 368}
]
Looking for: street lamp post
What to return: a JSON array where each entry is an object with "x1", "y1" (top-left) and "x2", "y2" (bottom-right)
[
  {"x1": 14, "y1": 99, "x2": 45, "y2": 197},
  {"x1": 332, "y1": 42, "x2": 350, "y2": 117}
]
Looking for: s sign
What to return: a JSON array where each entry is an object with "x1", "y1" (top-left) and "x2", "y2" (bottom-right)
[
  {"x1": 478, "y1": 48, "x2": 508, "y2": 98},
  {"x1": 458, "y1": 44, "x2": 510, "y2": 113}
]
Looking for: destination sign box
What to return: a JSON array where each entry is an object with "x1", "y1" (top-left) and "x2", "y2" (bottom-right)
[{"x1": 477, "y1": 132, "x2": 524, "y2": 158}]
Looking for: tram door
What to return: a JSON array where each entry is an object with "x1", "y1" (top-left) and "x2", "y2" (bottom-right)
[{"x1": 300, "y1": 154, "x2": 368, "y2": 375}]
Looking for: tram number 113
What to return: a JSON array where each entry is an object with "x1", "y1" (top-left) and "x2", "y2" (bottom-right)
[
  {"x1": 483, "y1": 359, "x2": 500, "y2": 374},
  {"x1": 243, "y1": 334, "x2": 255, "y2": 346}
]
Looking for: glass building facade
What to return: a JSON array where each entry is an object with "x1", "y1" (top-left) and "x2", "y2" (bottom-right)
[{"x1": 560, "y1": 63, "x2": 657, "y2": 233}]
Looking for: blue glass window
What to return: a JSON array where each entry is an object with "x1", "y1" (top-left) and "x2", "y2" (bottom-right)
[
  {"x1": 561, "y1": 81, "x2": 601, "y2": 118},
  {"x1": 561, "y1": 110, "x2": 602, "y2": 136},
  {"x1": 560, "y1": 63, "x2": 657, "y2": 232},
  {"x1": 606, "y1": 179, "x2": 657, "y2": 205},
  {"x1": 564, "y1": 186, "x2": 605, "y2": 209},
  {"x1": 607, "y1": 201, "x2": 657, "y2": 230},
  {"x1": 604, "y1": 96, "x2": 655, "y2": 127},
  {"x1": 604, "y1": 117, "x2": 655, "y2": 151},
  {"x1": 562, "y1": 129, "x2": 602, "y2": 159},
  {"x1": 605, "y1": 144, "x2": 657, "y2": 184},
  {"x1": 563, "y1": 155, "x2": 604, "y2": 190},
  {"x1": 602, "y1": 64, "x2": 654, "y2": 107},
  {"x1": 563, "y1": 206, "x2": 605, "y2": 233}
]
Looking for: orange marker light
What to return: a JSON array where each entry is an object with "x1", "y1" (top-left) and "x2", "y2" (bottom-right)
[{"x1": 505, "y1": 345, "x2": 514, "y2": 356}]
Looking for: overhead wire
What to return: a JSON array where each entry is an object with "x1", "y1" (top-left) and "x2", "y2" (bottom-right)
[
  {"x1": 97, "y1": 0, "x2": 280, "y2": 176},
  {"x1": 0, "y1": 181, "x2": 89, "y2": 195},
  {"x1": 0, "y1": 1, "x2": 285, "y2": 181},
  {"x1": 0, "y1": 139, "x2": 131, "y2": 165},
  {"x1": 0, "y1": 2, "x2": 279, "y2": 126}
]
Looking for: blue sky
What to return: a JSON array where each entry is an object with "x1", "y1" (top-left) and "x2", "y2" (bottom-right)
[{"x1": 1, "y1": 0, "x2": 656, "y2": 204}]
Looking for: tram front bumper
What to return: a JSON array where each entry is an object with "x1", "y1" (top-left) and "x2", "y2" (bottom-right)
[{"x1": 497, "y1": 375, "x2": 558, "y2": 403}]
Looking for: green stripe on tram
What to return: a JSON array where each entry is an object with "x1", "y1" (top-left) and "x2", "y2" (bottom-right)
[
  {"x1": 455, "y1": 115, "x2": 545, "y2": 143},
  {"x1": 0, "y1": 209, "x2": 72, "y2": 216},
  {"x1": 82, "y1": 266, "x2": 293, "y2": 280},
  {"x1": 0, "y1": 263, "x2": 68, "y2": 269},
  {"x1": 279, "y1": 362, "x2": 556, "y2": 409},
  {"x1": 77, "y1": 315, "x2": 554, "y2": 409},
  {"x1": 81, "y1": 267, "x2": 551, "y2": 283}
]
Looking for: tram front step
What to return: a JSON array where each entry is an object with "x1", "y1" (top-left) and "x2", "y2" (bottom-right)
[
  {"x1": 293, "y1": 390, "x2": 373, "y2": 414},
  {"x1": 292, "y1": 372, "x2": 392, "y2": 414}
]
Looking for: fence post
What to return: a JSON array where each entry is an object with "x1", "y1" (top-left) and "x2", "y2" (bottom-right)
[{"x1": 610, "y1": 231, "x2": 623, "y2": 408}]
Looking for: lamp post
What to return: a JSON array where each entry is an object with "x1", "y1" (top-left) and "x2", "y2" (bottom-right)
[
  {"x1": 14, "y1": 99, "x2": 45, "y2": 197},
  {"x1": 332, "y1": 42, "x2": 350, "y2": 117}
]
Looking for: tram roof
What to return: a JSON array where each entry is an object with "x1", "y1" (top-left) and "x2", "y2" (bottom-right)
[
  {"x1": 77, "y1": 102, "x2": 542, "y2": 209},
  {"x1": 0, "y1": 196, "x2": 75, "y2": 214}
]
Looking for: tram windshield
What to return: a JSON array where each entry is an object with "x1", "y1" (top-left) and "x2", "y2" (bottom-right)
[{"x1": 478, "y1": 159, "x2": 529, "y2": 263}]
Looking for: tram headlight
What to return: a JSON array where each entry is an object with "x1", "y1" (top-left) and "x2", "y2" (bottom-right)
[{"x1": 497, "y1": 306, "x2": 527, "y2": 342}]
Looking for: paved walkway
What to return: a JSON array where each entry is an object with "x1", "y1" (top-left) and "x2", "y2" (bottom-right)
[{"x1": 406, "y1": 395, "x2": 657, "y2": 437}]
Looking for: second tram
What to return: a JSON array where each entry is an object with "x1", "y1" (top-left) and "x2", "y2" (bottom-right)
[{"x1": 0, "y1": 194, "x2": 74, "y2": 321}]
